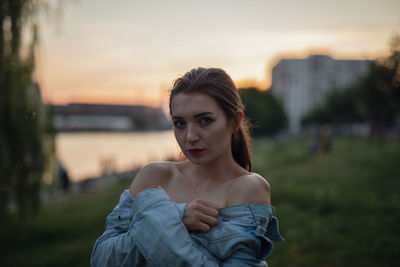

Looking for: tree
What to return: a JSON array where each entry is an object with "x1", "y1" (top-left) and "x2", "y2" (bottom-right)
[
  {"x1": 302, "y1": 84, "x2": 366, "y2": 125},
  {"x1": 358, "y1": 63, "x2": 396, "y2": 134},
  {"x1": 239, "y1": 88, "x2": 287, "y2": 136},
  {"x1": 365, "y1": 33, "x2": 400, "y2": 134},
  {"x1": 382, "y1": 33, "x2": 400, "y2": 108},
  {"x1": 0, "y1": 0, "x2": 54, "y2": 221}
]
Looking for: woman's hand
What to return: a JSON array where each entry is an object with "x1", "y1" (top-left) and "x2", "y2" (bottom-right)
[{"x1": 183, "y1": 199, "x2": 219, "y2": 232}]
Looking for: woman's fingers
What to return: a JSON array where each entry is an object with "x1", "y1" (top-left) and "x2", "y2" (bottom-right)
[
  {"x1": 199, "y1": 214, "x2": 218, "y2": 227},
  {"x1": 183, "y1": 199, "x2": 220, "y2": 232},
  {"x1": 196, "y1": 201, "x2": 219, "y2": 217},
  {"x1": 194, "y1": 221, "x2": 211, "y2": 233},
  {"x1": 196, "y1": 199, "x2": 220, "y2": 211}
]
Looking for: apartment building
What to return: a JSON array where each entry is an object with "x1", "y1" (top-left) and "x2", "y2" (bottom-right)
[{"x1": 270, "y1": 55, "x2": 371, "y2": 134}]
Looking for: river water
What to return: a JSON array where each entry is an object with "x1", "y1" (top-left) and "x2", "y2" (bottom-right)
[{"x1": 56, "y1": 130, "x2": 181, "y2": 182}]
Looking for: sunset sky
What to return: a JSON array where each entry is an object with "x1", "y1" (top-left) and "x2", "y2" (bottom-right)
[{"x1": 36, "y1": 0, "x2": 400, "y2": 107}]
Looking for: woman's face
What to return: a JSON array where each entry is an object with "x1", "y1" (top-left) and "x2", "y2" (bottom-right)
[{"x1": 171, "y1": 92, "x2": 234, "y2": 165}]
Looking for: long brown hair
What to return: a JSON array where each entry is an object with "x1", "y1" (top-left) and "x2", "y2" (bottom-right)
[{"x1": 169, "y1": 67, "x2": 252, "y2": 171}]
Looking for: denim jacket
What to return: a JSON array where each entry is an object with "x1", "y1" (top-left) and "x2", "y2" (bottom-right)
[{"x1": 91, "y1": 188, "x2": 283, "y2": 266}]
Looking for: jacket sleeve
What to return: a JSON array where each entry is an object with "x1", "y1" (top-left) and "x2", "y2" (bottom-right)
[
  {"x1": 129, "y1": 188, "x2": 220, "y2": 267},
  {"x1": 90, "y1": 189, "x2": 145, "y2": 267},
  {"x1": 90, "y1": 188, "x2": 219, "y2": 267}
]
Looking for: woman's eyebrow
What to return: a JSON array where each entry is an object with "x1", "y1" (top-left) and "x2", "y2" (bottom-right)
[
  {"x1": 194, "y1": 112, "x2": 214, "y2": 118},
  {"x1": 172, "y1": 112, "x2": 214, "y2": 120},
  {"x1": 171, "y1": 116, "x2": 183, "y2": 120}
]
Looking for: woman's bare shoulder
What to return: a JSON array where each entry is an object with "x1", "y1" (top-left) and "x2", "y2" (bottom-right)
[
  {"x1": 129, "y1": 161, "x2": 177, "y2": 196},
  {"x1": 226, "y1": 172, "x2": 271, "y2": 206}
]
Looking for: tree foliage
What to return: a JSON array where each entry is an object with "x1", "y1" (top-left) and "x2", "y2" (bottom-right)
[
  {"x1": 0, "y1": 0, "x2": 54, "y2": 221},
  {"x1": 302, "y1": 83, "x2": 367, "y2": 125},
  {"x1": 239, "y1": 87, "x2": 287, "y2": 136}
]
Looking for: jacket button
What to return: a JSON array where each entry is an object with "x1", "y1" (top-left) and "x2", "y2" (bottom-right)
[
  {"x1": 222, "y1": 217, "x2": 229, "y2": 222},
  {"x1": 261, "y1": 217, "x2": 267, "y2": 224}
]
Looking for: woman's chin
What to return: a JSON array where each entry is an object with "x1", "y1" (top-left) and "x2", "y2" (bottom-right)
[{"x1": 186, "y1": 155, "x2": 208, "y2": 165}]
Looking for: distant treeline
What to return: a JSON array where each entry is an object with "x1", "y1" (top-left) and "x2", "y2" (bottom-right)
[{"x1": 238, "y1": 88, "x2": 288, "y2": 137}]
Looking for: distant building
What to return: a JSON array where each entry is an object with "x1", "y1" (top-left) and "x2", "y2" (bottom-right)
[
  {"x1": 53, "y1": 103, "x2": 170, "y2": 132},
  {"x1": 270, "y1": 55, "x2": 372, "y2": 134}
]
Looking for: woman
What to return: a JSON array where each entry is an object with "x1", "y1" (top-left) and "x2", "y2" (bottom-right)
[{"x1": 91, "y1": 67, "x2": 283, "y2": 266}]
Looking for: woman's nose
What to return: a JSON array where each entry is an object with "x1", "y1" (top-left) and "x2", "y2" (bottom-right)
[{"x1": 186, "y1": 124, "x2": 199, "y2": 143}]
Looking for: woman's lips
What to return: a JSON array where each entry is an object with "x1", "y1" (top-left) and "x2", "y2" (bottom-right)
[{"x1": 188, "y1": 148, "x2": 205, "y2": 155}]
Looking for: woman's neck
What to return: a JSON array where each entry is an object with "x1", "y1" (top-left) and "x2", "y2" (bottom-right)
[{"x1": 186, "y1": 152, "x2": 246, "y2": 186}]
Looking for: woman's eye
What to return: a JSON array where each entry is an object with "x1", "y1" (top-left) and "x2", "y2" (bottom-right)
[
  {"x1": 174, "y1": 120, "x2": 185, "y2": 128},
  {"x1": 199, "y1": 117, "x2": 213, "y2": 125}
]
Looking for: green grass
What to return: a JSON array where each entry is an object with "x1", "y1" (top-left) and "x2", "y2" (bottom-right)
[
  {"x1": 1, "y1": 137, "x2": 399, "y2": 266},
  {"x1": 253, "y1": 137, "x2": 400, "y2": 267},
  {"x1": 0, "y1": 181, "x2": 131, "y2": 267}
]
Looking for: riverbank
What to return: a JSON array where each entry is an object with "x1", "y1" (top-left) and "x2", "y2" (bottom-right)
[{"x1": 40, "y1": 168, "x2": 138, "y2": 204}]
